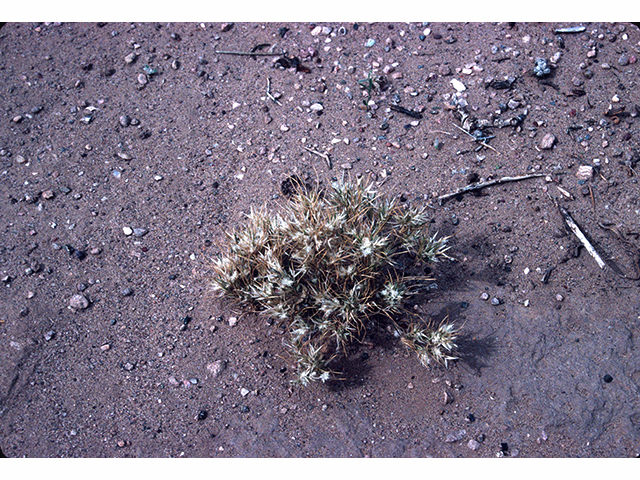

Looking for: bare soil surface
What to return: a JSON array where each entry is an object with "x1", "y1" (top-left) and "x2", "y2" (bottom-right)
[{"x1": 1, "y1": 21, "x2": 640, "y2": 458}]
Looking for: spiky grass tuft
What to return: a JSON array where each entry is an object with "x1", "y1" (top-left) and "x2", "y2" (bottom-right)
[{"x1": 212, "y1": 178, "x2": 457, "y2": 385}]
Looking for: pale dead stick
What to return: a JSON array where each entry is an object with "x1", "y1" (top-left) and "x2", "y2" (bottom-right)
[
  {"x1": 303, "y1": 146, "x2": 332, "y2": 169},
  {"x1": 214, "y1": 50, "x2": 283, "y2": 57},
  {"x1": 557, "y1": 205, "x2": 606, "y2": 269},
  {"x1": 437, "y1": 173, "x2": 547, "y2": 204}
]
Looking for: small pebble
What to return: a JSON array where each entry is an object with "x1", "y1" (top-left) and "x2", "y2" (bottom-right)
[
  {"x1": 69, "y1": 294, "x2": 90, "y2": 310},
  {"x1": 100, "y1": 344, "x2": 110, "y2": 351},
  {"x1": 467, "y1": 439, "x2": 480, "y2": 451},
  {"x1": 228, "y1": 316, "x2": 238, "y2": 327},
  {"x1": 603, "y1": 374, "x2": 613, "y2": 383},
  {"x1": 490, "y1": 297, "x2": 501, "y2": 306},
  {"x1": 206, "y1": 360, "x2": 226, "y2": 378},
  {"x1": 137, "y1": 73, "x2": 148, "y2": 85},
  {"x1": 444, "y1": 429, "x2": 467, "y2": 443},
  {"x1": 197, "y1": 410, "x2": 208, "y2": 421},
  {"x1": 44, "y1": 330, "x2": 56, "y2": 341},
  {"x1": 450, "y1": 78, "x2": 466, "y2": 92},
  {"x1": 123, "y1": 226, "x2": 133, "y2": 236},
  {"x1": 133, "y1": 228, "x2": 148, "y2": 238},
  {"x1": 123, "y1": 362, "x2": 135, "y2": 371},
  {"x1": 124, "y1": 52, "x2": 137, "y2": 64},
  {"x1": 438, "y1": 65, "x2": 452, "y2": 76},
  {"x1": 540, "y1": 133, "x2": 556, "y2": 150},
  {"x1": 480, "y1": 292, "x2": 489, "y2": 300},
  {"x1": 121, "y1": 287, "x2": 134, "y2": 297},
  {"x1": 576, "y1": 165, "x2": 593, "y2": 181}
]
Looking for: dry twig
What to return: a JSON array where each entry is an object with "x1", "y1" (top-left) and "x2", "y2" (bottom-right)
[
  {"x1": 437, "y1": 173, "x2": 547, "y2": 204},
  {"x1": 215, "y1": 50, "x2": 283, "y2": 57},
  {"x1": 558, "y1": 205, "x2": 606, "y2": 269},
  {"x1": 302, "y1": 145, "x2": 332, "y2": 169}
]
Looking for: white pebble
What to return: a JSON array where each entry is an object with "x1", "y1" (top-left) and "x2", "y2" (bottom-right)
[{"x1": 450, "y1": 78, "x2": 466, "y2": 92}]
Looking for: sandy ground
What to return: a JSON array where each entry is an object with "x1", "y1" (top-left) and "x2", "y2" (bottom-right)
[{"x1": 1, "y1": 21, "x2": 640, "y2": 457}]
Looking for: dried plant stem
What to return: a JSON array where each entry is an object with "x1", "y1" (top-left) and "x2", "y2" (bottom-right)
[
  {"x1": 215, "y1": 50, "x2": 283, "y2": 56},
  {"x1": 302, "y1": 145, "x2": 332, "y2": 169},
  {"x1": 437, "y1": 173, "x2": 547, "y2": 204},
  {"x1": 558, "y1": 205, "x2": 606, "y2": 269}
]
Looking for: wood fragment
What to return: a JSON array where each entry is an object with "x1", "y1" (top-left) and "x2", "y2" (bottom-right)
[
  {"x1": 588, "y1": 185, "x2": 596, "y2": 213},
  {"x1": 214, "y1": 50, "x2": 283, "y2": 57},
  {"x1": 558, "y1": 205, "x2": 606, "y2": 269},
  {"x1": 389, "y1": 105, "x2": 423, "y2": 119},
  {"x1": 303, "y1": 145, "x2": 332, "y2": 169},
  {"x1": 556, "y1": 185, "x2": 574, "y2": 199},
  {"x1": 437, "y1": 173, "x2": 546, "y2": 204}
]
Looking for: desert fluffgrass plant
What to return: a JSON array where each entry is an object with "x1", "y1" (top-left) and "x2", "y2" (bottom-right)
[{"x1": 212, "y1": 178, "x2": 457, "y2": 386}]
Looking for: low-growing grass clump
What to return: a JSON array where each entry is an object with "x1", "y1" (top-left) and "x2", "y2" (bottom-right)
[{"x1": 212, "y1": 179, "x2": 457, "y2": 386}]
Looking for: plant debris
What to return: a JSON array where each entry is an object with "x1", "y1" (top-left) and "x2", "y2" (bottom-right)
[
  {"x1": 389, "y1": 105, "x2": 423, "y2": 119},
  {"x1": 212, "y1": 179, "x2": 456, "y2": 386}
]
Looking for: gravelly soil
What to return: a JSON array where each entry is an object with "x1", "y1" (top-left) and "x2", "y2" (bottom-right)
[{"x1": 1, "y1": 21, "x2": 640, "y2": 458}]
